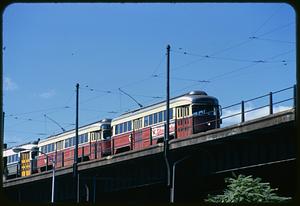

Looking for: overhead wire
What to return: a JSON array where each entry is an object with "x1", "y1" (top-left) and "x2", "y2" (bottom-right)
[{"x1": 251, "y1": 4, "x2": 283, "y2": 36}]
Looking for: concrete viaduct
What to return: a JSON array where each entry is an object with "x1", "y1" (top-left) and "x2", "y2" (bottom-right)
[{"x1": 2, "y1": 109, "x2": 297, "y2": 203}]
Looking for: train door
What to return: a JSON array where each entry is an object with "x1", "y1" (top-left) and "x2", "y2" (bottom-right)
[
  {"x1": 176, "y1": 105, "x2": 193, "y2": 138},
  {"x1": 101, "y1": 125, "x2": 112, "y2": 156},
  {"x1": 20, "y1": 151, "x2": 31, "y2": 177},
  {"x1": 133, "y1": 118, "x2": 143, "y2": 150}
]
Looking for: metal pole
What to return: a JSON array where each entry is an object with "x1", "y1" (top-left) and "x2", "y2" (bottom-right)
[
  {"x1": 241, "y1": 101, "x2": 245, "y2": 122},
  {"x1": 269, "y1": 92, "x2": 273, "y2": 115},
  {"x1": 77, "y1": 173, "x2": 80, "y2": 203},
  {"x1": 164, "y1": 45, "x2": 171, "y2": 187},
  {"x1": 73, "y1": 83, "x2": 79, "y2": 203},
  {"x1": 51, "y1": 160, "x2": 55, "y2": 203},
  {"x1": 93, "y1": 176, "x2": 96, "y2": 203},
  {"x1": 293, "y1": 84, "x2": 296, "y2": 109},
  {"x1": 170, "y1": 156, "x2": 190, "y2": 203}
]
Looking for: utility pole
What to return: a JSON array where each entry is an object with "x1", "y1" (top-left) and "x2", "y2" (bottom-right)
[
  {"x1": 73, "y1": 83, "x2": 79, "y2": 203},
  {"x1": 164, "y1": 45, "x2": 171, "y2": 191}
]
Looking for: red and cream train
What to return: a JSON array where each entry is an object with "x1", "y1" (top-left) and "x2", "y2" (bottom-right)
[{"x1": 3, "y1": 90, "x2": 221, "y2": 179}]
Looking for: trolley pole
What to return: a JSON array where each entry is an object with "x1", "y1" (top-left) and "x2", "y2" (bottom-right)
[
  {"x1": 165, "y1": 45, "x2": 171, "y2": 189},
  {"x1": 73, "y1": 83, "x2": 79, "y2": 203}
]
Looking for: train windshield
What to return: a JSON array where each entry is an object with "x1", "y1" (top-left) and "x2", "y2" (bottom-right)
[
  {"x1": 103, "y1": 130, "x2": 111, "y2": 140},
  {"x1": 192, "y1": 105, "x2": 216, "y2": 116}
]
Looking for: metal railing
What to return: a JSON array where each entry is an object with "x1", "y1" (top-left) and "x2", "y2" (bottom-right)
[{"x1": 219, "y1": 84, "x2": 296, "y2": 127}]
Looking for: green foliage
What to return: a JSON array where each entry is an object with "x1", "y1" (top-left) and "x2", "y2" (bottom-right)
[{"x1": 205, "y1": 174, "x2": 291, "y2": 203}]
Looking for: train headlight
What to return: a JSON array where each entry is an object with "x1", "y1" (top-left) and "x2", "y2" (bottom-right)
[{"x1": 207, "y1": 122, "x2": 211, "y2": 126}]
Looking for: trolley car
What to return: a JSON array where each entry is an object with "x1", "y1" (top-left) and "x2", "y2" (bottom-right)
[
  {"x1": 3, "y1": 142, "x2": 38, "y2": 179},
  {"x1": 36, "y1": 119, "x2": 112, "y2": 172},
  {"x1": 111, "y1": 90, "x2": 221, "y2": 154}
]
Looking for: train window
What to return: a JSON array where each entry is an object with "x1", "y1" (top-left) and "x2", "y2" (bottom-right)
[
  {"x1": 128, "y1": 121, "x2": 132, "y2": 131},
  {"x1": 149, "y1": 114, "x2": 153, "y2": 125},
  {"x1": 192, "y1": 105, "x2": 215, "y2": 116},
  {"x1": 91, "y1": 131, "x2": 101, "y2": 140},
  {"x1": 103, "y1": 130, "x2": 111, "y2": 140},
  {"x1": 154, "y1": 113, "x2": 158, "y2": 124},
  {"x1": 65, "y1": 139, "x2": 69, "y2": 148},
  {"x1": 120, "y1": 123, "x2": 123, "y2": 133},
  {"x1": 47, "y1": 144, "x2": 51, "y2": 153},
  {"x1": 57, "y1": 141, "x2": 63, "y2": 151},
  {"x1": 164, "y1": 108, "x2": 173, "y2": 120},
  {"x1": 177, "y1": 106, "x2": 190, "y2": 118},
  {"x1": 144, "y1": 115, "x2": 149, "y2": 127},
  {"x1": 159, "y1": 111, "x2": 163, "y2": 122},
  {"x1": 114, "y1": 125, "x2": 118, "y2": 135},
  {"x1": 101, "y1": 124, "x2": 110, "y2": 130},
  {"x1": 124, "y1": 122, "x2": 128, "y2": 132},
  {"x1": 133, "y1": 118, "x2": 142, "y2": 130}
]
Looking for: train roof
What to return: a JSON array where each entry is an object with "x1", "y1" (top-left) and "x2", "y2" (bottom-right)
[
  {"x1": 112, "y1": 90, "x2": 219, "y2": 123},
  {"x1": 39, "y1": 118, "x2": 112, "y2": 143},
  {"x1": 4, "y1": 118, "x2": 112, "y2": 149},
  {"x1": 3, "y1": 142, "x2": 39, "y2": 156}
]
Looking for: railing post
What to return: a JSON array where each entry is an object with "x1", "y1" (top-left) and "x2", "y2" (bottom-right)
[
  {"x1": 269, "y1": 92, "x2": 273, "y2": 115},
  {"x1": 112, "y1": 137, "x2": 115, "y2": 155},
  {"x1": 62, "y1": 152, "x2": 64, "y2": 167},
  {"x1": 241, "y1": 101, "x2": 245, "y2": 122},
  {"x1": 150, "y1": 128, "x2": 152, "y2": 145},
  {"x1": 130, "y1": 132, "x2": 133, "y2": 150},
  {"x1": 94, "y1": 142, "x2": 97, "y2": 159},
  {"x1": 46, "y1": 156, "x2": 48, "y2": 171},
  {"x1": 215, "y1": 107, "x2": 218, "y2": 128},
  {"x1": 294, "y1": 84, "x2": 296, "y2": 109}
]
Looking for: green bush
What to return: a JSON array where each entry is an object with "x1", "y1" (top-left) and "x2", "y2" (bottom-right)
[{"x1": 205, "y1": 174, "x2": 291, "y2": 203}]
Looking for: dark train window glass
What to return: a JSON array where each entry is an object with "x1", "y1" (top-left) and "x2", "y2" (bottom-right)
[
  {"x1": 101, "y1": 124, "x2": 109, "y2": 129},
  {"x1": 120, "y1": 123, "x2": 123, "y2": 133},
  {"x1": 169, "y1": 109, "x2": 173, "y2": 119},
  {"x1": 192, "y1": 105, "x2": 215, "y2": 116},
  {"x1": 47, "y1": 144, "x2": 51, "y2": 153},
  {"x1": 128, "y1": 121, "x2": 132, "y2": 131},
  {"x1": 144, "y1": 116, "x2": 149, "y2": 127},
  {"x1": 85, "y1": 134, "x2": 88, "y2": 142},
  {"x1": 65, "y1": 139, "x2": 68, "y2": 148},
  {"x1": 149, "y1": 114, "x2": 153, "y2": 125},
  {"x1": 103, "y1": 130, "x2": 111, "y2": 140},
  {"x1": 154, "y1": 113, "x2": 158, "y2": 124},
  {"x1": 159, "y1": 111, "x2": 163, "y2": 122},
  {"x1": 115, "y1": 125, "x2": 118, "y2": 135},
  {"x1": 124, "y1": 122, "x2": 127, "y2": 132},
  {"x1": 164, "y1": 109, "x2": 173, "y2": 120}
]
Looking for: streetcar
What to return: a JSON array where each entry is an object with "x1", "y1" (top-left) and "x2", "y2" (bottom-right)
[
  {"x1": 36, "y1": 119, "x2": 112, "y2": 172},
  {"x1": 111, "y1": 90, "x2": 221, "y2": 154}
]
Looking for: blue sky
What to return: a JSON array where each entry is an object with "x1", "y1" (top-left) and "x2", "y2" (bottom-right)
[{"x1": 3, "y1": 3, "x2": 296, "y2": 147}]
